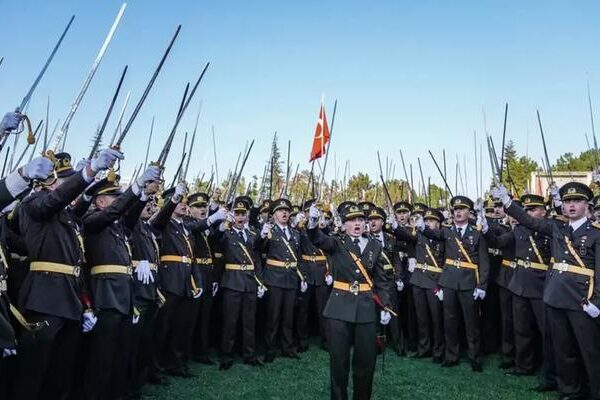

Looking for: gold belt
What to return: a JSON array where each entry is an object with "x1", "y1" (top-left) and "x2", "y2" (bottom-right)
[
  {"x1": 501, "y1": 259, "x2": 517, "y2": 269},
  {"x1": 225, "y1": 263, "x2": 254, "y2": 271},
  {"x1": 160, "y1": 255, "x2": 192, "y2": 264},
  {"x1": 301, "y1": 255, "x2": 327, "y2": 262},
  {"x1": 195, "y1": 258, "x2": 213, "y2": 265},
  {"x1": 91, "y1": 264, "x2": 132, "y2": 276},
  {"x1": 516, "y1": 259, "x2": 548, "y2": 271},
  {"x1": 131, "y1": 260, "x2": 158, "y2": 272},
  {"x1": 445, "y1": 258, "x2": 477, "y2": 270},
  {"x1": 266, "y1": 259, "x2": 298, "y2": 268},
  {"x1": 30, "y1": 261, "x2": 81, "y2": 277},
  {"x1": 552, "y1": 262, "x2": 594, "y2": 299},
  {"x1": 333, "y1": 280, "x2": 371, "y2": 295},
  {"x1": 415, "y1": 263, "x2": 443, "y2": 273}
]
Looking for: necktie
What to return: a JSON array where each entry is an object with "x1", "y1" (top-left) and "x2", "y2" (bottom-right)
[
  {"x1": 353, "y1": 238, "x2": 361, "y2": 253},
  {"x1": 457, "y1": 227, "x2": 463, "y2": 237},
  {"x1": 238, "y1": 230, "x2": 245, "y2": 242},
  {"x1": 283, "y1": 227, "x2": 289, "y2": 240},
  {"x1": 567, "y1": 225, "x2": 574, "y2": 240}
]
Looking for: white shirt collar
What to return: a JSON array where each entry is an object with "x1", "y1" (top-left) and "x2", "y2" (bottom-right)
[{"x1": 570, "y1": 216, "x2": 588, "y2": 232}]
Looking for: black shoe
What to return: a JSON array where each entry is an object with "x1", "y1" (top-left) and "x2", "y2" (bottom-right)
[
  {"x1": 498, "y1": 360, "x2": 515, "y2": 370},
  {"x1": 166, "y1": 368, "x2": 190, "y2": 378},
  {"x1": 471, "y1": 361, "x2": 483, "y2": 372},
  {"x1": 219, "y1": 360, "x2": 234, "y2": 370},
  {"x1": 244, "y1": 358, "x2": 264, "y2": 367},
  {"x1": 148, "y1": 373, "x2": 170, "y2": 386},
  {"x1": 529, "y1": 383, "x2": 557, "y2": 393},
  {"x1": 263, "y1": 354, "x2": 275, "y2": 363},
  {"x1": 194, "y1": 356, "x2": 215, "y2": 365},
  {"x1": 282, "y1": 351, "x2": 300, "y2": 360},
  {"x1": 432, "y1": 356, "x2": 443, "y2": 364},
  {"x1": 505, "y1": 368, "x2": 535, "y2": 376},
  {"x1": 298, "y1": 344, "x2": 309, "y2": 353},
  {"x1": 412, "y1": 351, "x2": 432, "y2": 359},
  {"x1": 441, "y1": 360, "x2": 459, "y2": 368}
]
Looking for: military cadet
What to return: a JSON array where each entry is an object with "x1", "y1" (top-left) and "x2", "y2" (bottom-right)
[
  {"x1": 307, "y1": 202, "x2": 391, "y2": 400},
  {"x1": 483, "y1": 198, "x2": 514, "y2": 367},
  {"x1": 187, "y1": 192, "x2": 223, "y2": 364},
  {"x1": 11, "y1": 148, "x2": 122, "y2": 399},
  {"x1": 417, "y1": 195, "x2": 490, "y2": 371},
  {"x1": 493, "y1": 182, "x2": 600, "y2": 399},
  {"x1": 213, "y1": 197, "x2": 264, "y2": 370},
  {"x1": 592, "y1": 196, "x2": 600, "y2": 221},
  {"x1": 81, "y1": 165, "x2": 160, "y2": 399},
  {"x1": 255, "y1": 198, "x2": 306, "y2": 362},
  {"x1": 362, "y1": 203, "x2": 403, "y2": 356},
  {"x1": 295, "y1": 199, "x2": 332, "y2": 352},
  {"x1": 482, "y1": 194, "x2": 556, "y2": 391},
  {"x1": 391, "y1": 208, "x2": 446, "y2": 362},
  {"x1": 391, "y1": 200, "x2": 418, "y2": 355}
]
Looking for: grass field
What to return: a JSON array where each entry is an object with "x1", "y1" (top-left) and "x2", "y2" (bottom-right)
[{"x1": 144, "y1": 347, "x2": 555, "y2": 400}]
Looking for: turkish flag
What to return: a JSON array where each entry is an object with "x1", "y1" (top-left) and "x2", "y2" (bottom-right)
[{"x1": 309, "y1": 102, "x2": 330, "y2": 162}]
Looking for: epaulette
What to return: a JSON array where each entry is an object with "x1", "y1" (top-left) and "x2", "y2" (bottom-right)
[
  {"x1": 553, "y1": 215, "x2": 568, "y2": 223},
  {"x1": 592, "y1": 222, "x2": 600, "y2": 230}
]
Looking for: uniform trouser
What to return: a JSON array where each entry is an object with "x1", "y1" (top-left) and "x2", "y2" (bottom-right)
[
  {"x1": 512, "y1": 295, "x2": 556, "y2": 385},
  {"x1": 82, "y1": 309, "x2": 129, "y2": 400},
  {"x1": 481, "y1": 282, "x2": 501, "y2": 354},
  {"x1": 177, "y1": 297, "x2": 201, "y2": 366},
  {"x1": 127, "y1": 299, "x2": 158, "y2": 394},
  {"x1": 412, "y1": 285, "x2": 444, "y2": 358},
  {"x1": 547, "y1": 305, "x2": 600, "y2": 399},
  {"x1": 443, "y1": 288, "x2": 481, "y2": 363},
  {"x1": 297, "y1": 283, "x2": 329, "y2": 347},
  {"x1": 398, "y1": 284, "x2": 417, "y2": 353},
  {"x1": 382, "y1": 287, "x2": 400, "y2": 351},
  {"x1": 154, "y1": 292, "x2": 186, "y2": 370},
  {"x1": 221, "y1": 288, "x2": 257, "y2": 361},
  {"x1": 193, "y1": 289, "x2": 214, "y2": 358},
  {"x1": 265, "y1": 287, "x2": 297, "y2": 356},
  {"x1": 11, "y1": 312, "x2": 81, "y2": 400},
  {"x1": 326, "y1": 318, "x2": 377, "y2": 400},
  {"x1": 498, "y1": 286, "x2": 515, "y2": 362}
]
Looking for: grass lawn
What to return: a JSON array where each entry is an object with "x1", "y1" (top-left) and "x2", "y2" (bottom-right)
[{"x1": 143, "y1": 347, "x2": 555, "y2": 400}]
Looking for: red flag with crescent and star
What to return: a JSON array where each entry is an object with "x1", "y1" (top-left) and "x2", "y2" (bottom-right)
[{"x1": 309, "y1": 100, "x2": 330, "y2": 162}]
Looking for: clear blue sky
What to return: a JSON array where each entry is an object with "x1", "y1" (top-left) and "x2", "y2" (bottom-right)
[{"x1": 1, "y1": 0, "x2": 599, "y2": 198}]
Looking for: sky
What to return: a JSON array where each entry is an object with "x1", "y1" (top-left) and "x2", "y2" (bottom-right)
[{"x1": 1, "y1": 0, "x2": 600, "y2": 199}]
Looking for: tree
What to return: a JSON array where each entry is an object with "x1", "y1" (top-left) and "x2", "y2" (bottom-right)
[{"x1": 498, "y1": 140, "x2": 539, "y2": 196}]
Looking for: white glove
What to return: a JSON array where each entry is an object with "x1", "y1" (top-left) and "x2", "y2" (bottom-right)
[
  {"x1": 132, "y1": 315, "x2": 140, "y2": 324},
  {"x1": 396, "y1": 279, "x2": 404, "y2": 292},
  {"x1": 380, "y1": 310, "x2": 391, "y2": 325},
  {"x1": 192, "y1": 288, "x2": 203, "y2": 299},
  {"x1": 583, "y1": 302, "x2": 600, "y2": 318},
  {"x1": 473, "y1": 288, "x2": 486, "y2": 300},
  {"x1": 434, "y1": 288, "x2": 444, "y2": 301},
  {"x1": 21, "y1": 156, "x2": 54, "y2": 181},
  {"x1": 549, "y1": 185, "x2": 561, "y2": 207},
  {"x1": 0, "y1": 112, "x2": 23, "y2": 133},
  {"x1": 408, "y1": 257, "x2": 416, "y2": 273},
  {"x1": 136, "y1": 165, "x2": 161, "y2": 187},
  {"x1": 172, "y1": 182, "x2": 187, "y2": 203},
  {"x1": 414, "y1": 215, "x2": 425, "y2": 231},
  {"x1": 208, "y1": 207, "x2": 227, "y2": 225},
  {"x1": 294, "y1": 212, "x2": 306, "y2": 228},
  {"x1": 387, "y1": 214, "x2": 398, "y2": 230},
  {"x1": 490, "y1": 184, "x2": 511, "y2": 206},
  {"x1": 212, "y1": 282, "x2": 219, "y2": 297},
  {"x1": 90, "y1": 148, "x2": 124, "y2": 173},
  {"x1": 260, "y1": 223, "x2": 272, "y2": 239},
  {"x1": 136, "y1": 260, "x2": 154, "y2": 285},
  {"x1": 308, "y1": 205, "x2": 320, "y2": 229},
  {"x1": 257, "y1": 285, "x2": 266, "y2": 298},
  {"x1": 477, "y1": 213, "x2": 489, "y2": 234},
  {"x1": 2, "y1": 348, "x2": 17, "y2": 358},
  {"x1": 226, "y1": 211, "x2": 235, "y2": 224},
  {"x1": 82, "y1": 311, "x2": 98, "y2": 333},
  {"x1": 75, "y1": 158, "x2": 91, "y2": 172},
  {"x1": 325, "y1": 274, "x2": 333, "y2": 286},
  {"x1": 594, "y1": 171, "x2": 600, "y2": 185},
  {"x1": 300, "y1": 280, "x2": 308, "y2": 293}
]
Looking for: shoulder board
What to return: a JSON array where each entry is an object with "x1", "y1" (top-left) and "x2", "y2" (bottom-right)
[
  {"x1": 592, "y1": 222, "x2": 600, "y2": 230},
  {"x1": 553, "y1": 215, "x2": 568, "y2": 223},
  {"x1": 247, "y1": 230, "x2": 256, "y2": 236}
]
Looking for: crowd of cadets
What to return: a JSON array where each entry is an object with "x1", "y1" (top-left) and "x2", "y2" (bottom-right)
[{"x1": 0, "y1": 113, "x2": 600, "y2": 400}]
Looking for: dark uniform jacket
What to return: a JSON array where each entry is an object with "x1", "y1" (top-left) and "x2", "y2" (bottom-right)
[
  {"x1": 254, "y1": 224, "x2": 302, "y2": 290},
  {"x1": 185, "y1": 217, "x2": 217, "y2": 294},
  {"x1": 506, "y1": 202, "x2": 600, "y2": 311},
  {"x1": 486, "y1": 221, "x2": 551, "y2": 299},
  {"x1": 298, "y1": 228, "x2": 329, "y2": 286},
  {"x1": 308, "y1": 228, "x2": 390, "y2": 324},
  {"x1": 369, "y1": 231, "x2": 399, "y2": 292},
  {"x1": 82, "y1": 187, "x2": 140, "y2": 315},
  {"x1": 151, "y1": 200, "x2": 204, "y2": 297},
  {"x1": 422, "y1": 222, "x2": 491, "y2": 291},
  {"x1": 18, "y1": 172, "x2": 90, "y2": 320},
  {"x1": 390, "y1": 224, "x2": 415, "y2": 284},
  {"x1": 488, "y1": 219, "x2": 512, "y2": 289},
  {"x1": 213, "y1": 226, "x2": 261, "y2": 293},
  {"x1": 393, "y1": 227, "x2": 445, "y2": 290}
]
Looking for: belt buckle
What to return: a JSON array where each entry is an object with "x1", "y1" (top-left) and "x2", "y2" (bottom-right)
[
  {"x1": 240, "y1": 263, "x2": 248, "y2": 271},
  {"x1": 310, "y1": 256, "x2": 316, "y2": 262},
  {"x1": 0, "y1": 277, "x2": 6, "y2": 292},
  {"x1": 73, "y1": 266, "x2": 81, "y2": 278},
  {"x1": 284, "y1": 261, "x2": 291, "y2": 269},
  {"x1": 454, "y1": 259, "x2": 461, "y2": 268},
  {"x1": 183, "y1": 256, "x2": 191, "y2": 264},
  {"x1": 523, "y1": 260, "x2": 531, "y2": 269},
  {"x1": 127, "y1": 266, "x2": 133, "y2": 275},
  {"x1": 350, "y1": 281, "x2": 360, "y2": 295}
]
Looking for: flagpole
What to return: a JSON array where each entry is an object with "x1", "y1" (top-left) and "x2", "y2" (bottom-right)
[{"x1": 317, "y1": 99, "x2": 337, "y2": 201}]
